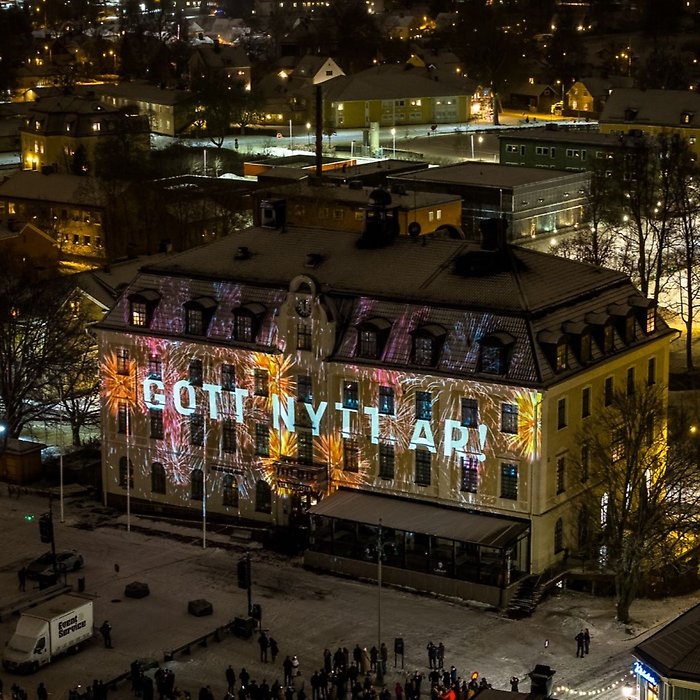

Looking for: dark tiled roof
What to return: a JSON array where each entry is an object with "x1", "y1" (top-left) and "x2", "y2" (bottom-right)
[
  {"x1": 97, "y1": 226, "x2": 670, "y2": 389},
  {"x1": 634, "y1": 603, "x2": 700, "y2": 681},
  {"x1": 600, "y1": 88, "x2": 700, "y2": 127}
]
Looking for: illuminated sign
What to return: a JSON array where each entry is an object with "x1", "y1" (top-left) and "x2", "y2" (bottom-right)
[
  {"x1": 633, "y1": 661, "x2": 659, "y2": 687},
  {"x1": 142, "y1": 378, "x2": 490, "y2": 460}
]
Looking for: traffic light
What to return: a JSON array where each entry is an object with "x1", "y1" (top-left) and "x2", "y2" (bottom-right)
[
  {"x1": 39, "y1": 513, "x2": 53, "y2": 544},
  {"x1": 237, "y1": 557, "x2": 250, "y2": 589}
]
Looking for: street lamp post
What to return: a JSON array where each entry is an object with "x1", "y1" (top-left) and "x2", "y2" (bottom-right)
[
  {"x1": 377, "y1": 518, "x2": 383, "y2": 683},
  {"x1": 391, "y1": 128, "x2": 396, "y2": 158}
]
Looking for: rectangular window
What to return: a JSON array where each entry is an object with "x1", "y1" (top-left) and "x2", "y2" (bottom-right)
[
  {"x1": 148, "y1": 355, "x2": 162, "y2": 379},
  {"x1": 378, "y1": 386, "x2": 395, "y2": 415},
  {"x1": 556, "y1": 455, "x2": 565, "y2": 494},
  {"x1": 461, "y1": 398, "x2": 479, "y2": 427},
  {"x1": 414, "y1": 336, "x2": 434, "y2": 366},
  {"x1": 611, "y1": 426, "x2": 625, "y2": 462},
  {"x1": 627, "y1": 366, "x2": 635, "y2": 395},
  {"x1": 414, "y1": 449, "x2": 432, "y2": 486},
  {"x1": 189, "y1": 359, "x2": 203, "y2": 387},
  {"x1": 131, "y1": 302, "x2": 147, "y2": 327},
  {"x1": 647, "y1": 357, "x2": 656, "y2": 386},
  {"x1": 501, "y1": 403, "x2": 519, "y2": 434},
  {"x1": 556, "y1": 342, "x2": 568, "y2": 371},
  {"x1": 460, "y1": 455, "x2": 478, "y2": 493},
  {"x1": 343, "y1": 381, "x2": 359, "y2": 409},
  {"x1": 582, "y1": 387, "x2": 591, "y2": 419},
  {"x1": 297, "y1": 375, "x2": 313, "y2": 404},
  {"x1": 359, "y1": 329, "x2": 378, "y2": 358},
  {"x1": 234, "y1": 314, "x2": 253, "y2": 342},
  {"x1": 221, "y1": 363, "x2": 236, "y2": 391},
  {"x1": 604, "y1": 324, "x2": 614, "y2": 353},
  {"x1": 343, "y1": 438, "x2": 359, "y2": 472},
  {"x1": 297, "y1": 323, "x2": 312, "y2": 350},
  {"x1": 254, "y1": 369, "x2": 269, "y2": 396},
  {"x1": 415, "y1": 391, "x2": 432, "y2": 420},
  {"x1": 149, "y1": 409, "x2": 164, "y2": 440},
  {"x1": 116, "y1": 348, "x2": 130, "y2": 375},
  {"x1": 580, "y1": 443, "x2": 589, "y2": 482},
  {"x1": 604, "y1": 376, "x2": 614, "y2": 406},
  {"x1": 255, "y1": 423, "x2": 269, "y2": 456},
  {"x1": 557, "y1": 398, "x2": 567, "y2": 429},
  {"x1": 500, "y1": 463, "x2": 518, "y2": 500},
  {"x1": 151, "y1": 463, "x2": 166, "y2": 495},
  {"x1": 222, "y1": 419, "x2": 236, "y2": 453},
  {"x1": 117, "y1": 403, "x2": 129, "y2": 434},
  {"x1": 186, "y1": 307, "x2": 203, "y2": 335},
  {"x1": 297, "y1": 428, "x2": 313, "y2": 464},
  {"x1": 378, "y1": 443, "x2": 395, "y2": 479},
  {"x1": 646, "y1": 307, "x2": 656, "y2": 334},
  {"x1": 190, "y1": 414, "x2": 204, "y2": 446}
]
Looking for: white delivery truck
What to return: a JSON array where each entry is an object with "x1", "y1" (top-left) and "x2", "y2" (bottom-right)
[{"x1": 3, "y1": 593, "x2": 93, "y2": 673}]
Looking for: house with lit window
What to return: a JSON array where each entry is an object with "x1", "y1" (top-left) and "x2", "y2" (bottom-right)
[
  {"x1": 632, "y1": 602, "x2": 700, "y2": 700},
  {"x1": 188, "y1": 44, "x2": 251, "y2": 90},
  {"x1": 322, "y1": 63, "x2": 476, "y2": 129},
  {"x1": 599, "y1": 88, "x2": 700, "y2": 159},
  {"x1": 19, "y1": 93, "x2": 150, "y2": 174},
  {"x1": 94, "y1": 211, "x2": 672, "y2": 606}
]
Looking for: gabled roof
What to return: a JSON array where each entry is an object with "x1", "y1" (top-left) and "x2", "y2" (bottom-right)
[
  {"x1": 634, "y1": 603, "x2": 700, "y2": 682},
  {"x1": 323, "y1": 63, "x2": 475, "y2": 102},
  {"x1": 600, "y1": 88, "x2": 700, "y2": 127},
  {"x1": 572, "y1": 76, "x2": 633, "y2": 99},
  {"x1": 510, "y1": 82, "x2": 557, "y2": 98}
]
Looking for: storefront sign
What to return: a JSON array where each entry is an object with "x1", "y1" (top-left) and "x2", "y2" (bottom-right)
[{"x1": 633, "y1": 661, "x2": 659, "y2": 687}]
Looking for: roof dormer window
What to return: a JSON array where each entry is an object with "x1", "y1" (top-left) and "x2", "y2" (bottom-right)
[
  {"x1": 232, "y1": 303, "x2": 265, "y2": 344},
  {"x1": 480, "y1": 332, "x2": 515, "y2": 375},
  {"x1": 681, "y1": 111, "x2": 694, "y2": 125},
  {"x1": 411, "y1": 324, "x2": 446, "y2": 367},
  {"x1": 357, "y1": 317, "x2": 391, "y2": 360},
  {"x1": 184, "y1": 297, "x2": 217, "y2": 336},
  {"x1": 128, "y1": 289, "x2": 161, "y2": 328}
]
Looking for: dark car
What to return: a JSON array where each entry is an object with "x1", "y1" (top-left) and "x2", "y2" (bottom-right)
[{"x1": 25, "y1": 550, "x2": 84, "y2": 580}]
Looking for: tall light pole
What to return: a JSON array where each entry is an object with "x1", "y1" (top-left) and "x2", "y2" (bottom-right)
[{"x1": 126, "y1": 409, "x2": 131, "y2": 533}]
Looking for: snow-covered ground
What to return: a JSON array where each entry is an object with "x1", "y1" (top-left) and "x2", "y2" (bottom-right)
[{"x1": 0, "y1": 489, "x2": 696, "y2": 700}]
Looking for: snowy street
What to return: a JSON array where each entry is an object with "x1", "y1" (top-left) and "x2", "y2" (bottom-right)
[{"x1": 0, "y1": 489, "x2": 695, "y2": 700}]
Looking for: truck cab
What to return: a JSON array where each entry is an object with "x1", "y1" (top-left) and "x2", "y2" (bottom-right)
[{"x1": 4, "y1": 617, "x2": 50, "y2": 673}]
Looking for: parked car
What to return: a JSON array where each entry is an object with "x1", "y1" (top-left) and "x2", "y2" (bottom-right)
[{"x1": 25, "y1": 551, "x2": 84, "y2": 580}]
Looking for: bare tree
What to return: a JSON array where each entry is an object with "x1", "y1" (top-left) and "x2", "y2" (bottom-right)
[
  {"x1": 0, "y1": 260, "x2": 97, "y2": 438},
  {"x1": 578, "y1": 384, "x2": 700, "y2": 623}
]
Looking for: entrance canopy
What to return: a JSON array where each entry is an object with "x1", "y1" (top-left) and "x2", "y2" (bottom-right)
[{"x1": 310, "y1": 489, "x2": 528, "y2": 548}]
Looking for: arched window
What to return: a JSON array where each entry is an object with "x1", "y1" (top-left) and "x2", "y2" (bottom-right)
[
  {"x1": 151, "y1": 462, "x2": 166, "y2": 494},
  {"x1": 255, "y1": 480, "x2": 272, "y2": 514},
  {"x1": 223, "y1": 475, "x2": 238, "y2": 507},
  {"x1": 554, "y1": 517, "x2": 564, "y2": 553},
  {"x1": 118, "y1": 456, "x2": 133, "y2": 489},
  {"x1": 191, "y1": 468, "x2": 204, "y2": 501}
]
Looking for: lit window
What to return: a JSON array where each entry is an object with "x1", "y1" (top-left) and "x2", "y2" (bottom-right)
[
  {"x1": 460, "y1": 456, "x2": 478, "y2": 493},
  {"x1": 254, "y1": 369, "x2": 269, "y2": 397},
  {"x1": 131, "y1": 301, "x2": 147, "y2": 327},
  {"x1": 646, "y1": 307, "x2": 656, "y2": 333},
  {"x1": 501, "y1": 403, "x2": 518, "y2": 434},
  {"x1": 378, "y1": 386, "x2": 395, "y2": 415},
  {"x1": 415, "y1": 391, "x2": 432, "y2": 420},
  {"x1": 461, "y1": 398, "x2": 478, "y2": 427},
  {"x1": 611, "y1": 426, "x2": 625, "y2": 462},
  {"x1": 342, "y1": 381, "x2": 359, "y2": 409}
]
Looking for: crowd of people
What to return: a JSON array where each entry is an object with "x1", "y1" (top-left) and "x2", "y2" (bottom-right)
[{"x1": 7, "y1": 629, "x2": 533, "y2": 700}]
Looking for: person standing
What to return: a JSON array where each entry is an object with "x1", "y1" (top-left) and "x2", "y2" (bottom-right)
[
  {"x1": 283, "y1": 657, "x2": 294, "y2": 687},
  {"x1": 437, "y1": 643, "x2": 445, "y2": 669},
  {"x1": 226, "y1": 667, "x2": 236, "y2": 693},
  {"x1": 270, "y1": 638, "x2": 280, "y2": 663},
  {"x1": 380, "y1": 644, "x2": 388, "y2": 675},
  {"x1": 583, "y1": 628, "x2": 590, "y2": 655},
  {"x1": 509, "y1": 678, "x2": 519, "y2": 693},
  {"x1": 575, "y1": 630, "x2": 585, "y2": 658},
  {"x1": 37, "y1": 683, "x2": 48, "y2": 700},
  {"x1": 259, "y1": 632, "x2": 270, "y2": 662},
  {"x1": 100, "y1": 620, "x2": 113, "y2": 648},
  {"x1": 427, "y1": 642, "x2": 436, "y2": 669}
]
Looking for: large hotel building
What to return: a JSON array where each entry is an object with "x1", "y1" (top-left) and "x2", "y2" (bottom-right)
[{"x1": 95, "y1": 212, "x2": 672, "y2": 606}]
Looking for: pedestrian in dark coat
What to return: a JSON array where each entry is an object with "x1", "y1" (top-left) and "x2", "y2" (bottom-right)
[
  {"x1": 509, "y1": 678, "x2": 519, "y2": 693},
  {"x1": 227, "y1": 667, "x2": 236, "y2": 693},
  {"x1": 575, "y1": 630, "x2": 585, "y2": 657},
  {"x1": 259, "y1": 632, "x2": 270, "y2": 662},
  {"x1": 283, "y1": 658, "x2": 294, "y2": 687},
  {"x1": 240, "y1": 670, "x2": 250, "y2": 689},
  {"x1": 427, "y1": 642, "x2": 436, "y2": 669},
  {"x1": 436, "y1": 643, "x2": 445, "y2": 669},
  {"x1": 583, "y1": 628, "x2": 590, "y2": 655},
  {"x1": 270, "y1": 638, "x2": 280, "y2": 663},
  {"x1": 323, "y1": 650, "x2": 332, "y2": 674},
  {"x1": 99, "y1": 621, "x2": 113, "y2": 648}
]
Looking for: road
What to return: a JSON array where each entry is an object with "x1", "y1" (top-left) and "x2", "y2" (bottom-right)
[{"x1": 0, "y1": 489, "x2": 693, "y2": 700}]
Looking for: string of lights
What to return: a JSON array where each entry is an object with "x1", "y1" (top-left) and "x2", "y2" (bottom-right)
[{"x1": 555, "y1": 672, "x2": 636, "y2": 697}]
